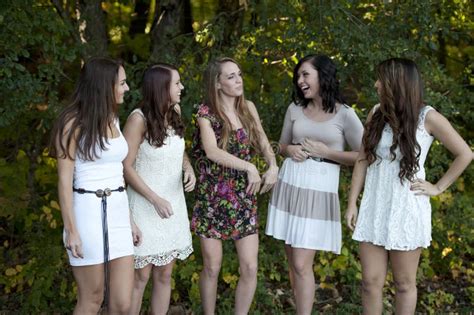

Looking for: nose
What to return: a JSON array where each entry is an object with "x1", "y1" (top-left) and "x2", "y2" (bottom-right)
[
  {"x1": 180, "y1": 83, "x2": 184, "y2": 90},
  {"x1": 125, "y1": 83, "x2": 130, "y2": 92},
  {"x1": 297, "y1": 75, "x2": 304, "y2": 86}
]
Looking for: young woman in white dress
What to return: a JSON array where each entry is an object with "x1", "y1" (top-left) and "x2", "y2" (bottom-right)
[
  {"x1": 51, "y1": 57, "x2": 141, "y2": 314},
  {"x1": 345, "y1": 58, "x2": 472, "y2": 314},
  {"x1": 123, "y1": 63, "x2": 195, "y2": 315},
  {"x1": 265, "y1": 54, "x2": 363, "y2": 315}
]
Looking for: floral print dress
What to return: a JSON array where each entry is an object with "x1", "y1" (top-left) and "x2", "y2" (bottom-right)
[{"x1": 191, "y1": 104, "x2": 258, "y2": 240}]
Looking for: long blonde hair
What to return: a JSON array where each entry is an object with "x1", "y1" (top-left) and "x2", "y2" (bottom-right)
[{"x1": 203, "y1": 57, "x2": 259, "y2": 150}]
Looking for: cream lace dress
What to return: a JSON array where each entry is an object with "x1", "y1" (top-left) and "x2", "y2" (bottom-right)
[
  {"x1": 352, "y1": 106, "x2": 435, "y2": 250},
  {"x1": 127, "y1": 109, "x2": 193, "y2": 268}
]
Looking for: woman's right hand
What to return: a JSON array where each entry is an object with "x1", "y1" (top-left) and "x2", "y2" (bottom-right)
[
  {"x1": 345, "y1": 204, "x2": 358, "y2": 231},
  {"x1": 246, "y1": 164, "x2": 261, "y2": 195},
  {"x1": 152, "y1": 196, "x2": 174, "y2": 219},
  {"x1": 287, "y1": 144, "x2": 309, "y2": 162},
  {"x1": 65, "y1": 230, "x2": 83, "y2": 258}
]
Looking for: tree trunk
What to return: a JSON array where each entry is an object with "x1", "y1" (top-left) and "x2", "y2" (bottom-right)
[
  {"x1": 216, "y1": 0, "x2": 245, "y2": 48},
  {"x1": 150, "y1": 0, "x2": 193, "y2": 62},
  {"x1": 78, "y1": 0, "x2": 108, "y2": 57},
  {"x1": 129, "y1": 0, "x2": 149, "y2": 36}
]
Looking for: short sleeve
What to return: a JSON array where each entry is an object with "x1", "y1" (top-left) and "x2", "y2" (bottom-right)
[
  {"x1": 279, "y1": 104, "x2": 294, "y2": 145},
  {"x1": 343, "y1": 106, "x2": 364, "y2": 151},
  {"x1": 196, "y1": 104, "x2": 215, "y2": 122}
]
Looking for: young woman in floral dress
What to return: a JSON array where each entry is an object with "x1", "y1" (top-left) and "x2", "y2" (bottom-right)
[{"x1": 191, "y1": 57, "x2": 278, "y2": 314}]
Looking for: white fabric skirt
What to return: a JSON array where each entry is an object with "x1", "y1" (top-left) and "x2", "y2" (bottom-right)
[
  {"x1": 266, "y1": 158, "x2": 342, "y2": 254},
  {"x1": 65, "y1": 188, "x2": 134, "y2": 266}
]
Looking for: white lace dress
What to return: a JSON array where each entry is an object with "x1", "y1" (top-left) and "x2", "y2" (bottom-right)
[
  {"x1": 352, "y1": 106, "x2": 434, "y2": 250},
  {"x1": 127, "y1": 109, "x2": 193, "y2": 268}
]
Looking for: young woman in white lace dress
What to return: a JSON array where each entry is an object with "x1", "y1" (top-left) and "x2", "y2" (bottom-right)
[
  {"x1": 123, "y1": 64, "x2": 195, "y2": 315},
  {"x1": 345, "y1": 58, "x2": 472, "y2": 314}
]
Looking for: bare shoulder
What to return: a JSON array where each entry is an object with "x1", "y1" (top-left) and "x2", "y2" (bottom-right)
[{"x1": 424, "y1": 108, "x2": 447, "y2": 135}]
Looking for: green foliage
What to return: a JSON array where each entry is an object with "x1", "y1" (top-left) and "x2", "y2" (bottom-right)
[{"x1": 1, "y1": 0, "x2": 472, "y2": 313}]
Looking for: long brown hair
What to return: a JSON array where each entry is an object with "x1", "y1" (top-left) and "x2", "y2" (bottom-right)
[
  {"x1": 363, "y1": 58, "x2": 424, "y2": 182},
  {"x1": 203, "y1": 57, "x2": 259, "y2": 150},
  {"x1": 139, "y1": 63, "x2": 184, "y2": 147},
  {"x1": 50, "y1": 57, "x2": 123, "y2": 160}
]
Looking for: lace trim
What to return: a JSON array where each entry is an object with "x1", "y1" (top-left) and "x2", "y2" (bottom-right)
[{"x1": 134, "y1": 245, "x2": 193, "y2": 269}]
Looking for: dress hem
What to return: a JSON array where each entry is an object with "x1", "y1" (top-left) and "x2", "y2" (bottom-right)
[
  {"x1": 194, "y1": 230, "x2": 258, "y2": 241},
  {"x1": 352, "y1": 237, "x2": 431, "y2": 251},
  {"x1": 134, "y1": 245, "x2": 193, "y2": 269},
  {"x1": 266, "y1": 232, "x2": 341, "y2": 254}
]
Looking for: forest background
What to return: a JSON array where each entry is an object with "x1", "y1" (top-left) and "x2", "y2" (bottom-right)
[{"x1": 0, "y1": 0, "x2": 473, "y2": 313}]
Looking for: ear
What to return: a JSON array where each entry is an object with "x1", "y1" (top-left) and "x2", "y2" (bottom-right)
[{"x1": 216, "y1": 82, "x2": 221, "y2": 89}]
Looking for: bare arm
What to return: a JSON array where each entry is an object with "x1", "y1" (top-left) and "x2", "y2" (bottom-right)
[
  {"x1": 198, "y1": 117, "x2": 261, "y2": 194},
  {"x1": 182, "y1": 152, "x2": 196, "y2": 192},
  {"x1": 411, "y1": 110, "x2": 472, "y2": 195},
  {"x1": 122, "y1": 112, "x2": 173, "y2": 218},
  {"x1": 56, "y1": 121, "x2": 83, "y2": 258},
  {"x1": 345, "y1": 148, "x2": 369, "y2": 230},
  {"x1": 247, "y1": 100, "x2": 278, "y2": 193}
]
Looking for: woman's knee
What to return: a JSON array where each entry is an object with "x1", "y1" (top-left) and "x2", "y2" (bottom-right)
[
  {"x1": 135, "y1": 267, "x2": 151, "y2": 287},
  {"x1": 292, "y1": 260, "x2": 312, "y2": 278},
  {"x1": 110, "y1": 297, "x2": 132, "y2": 314},
  {"x1": 239, "y1": 261, "x2": 258, "y2": 279},
  {"x1": 361, "y1": 275, "x2": 385, "y2": 294},
  {"x1": 77, "y1": 287, "x2": 103, "y2": 310},
  {"x1": 154, "y1": 265, "x2": 174, "y2": 284},
  {"x1": 394, "y1": 276, "x2": 417, "y2": 294},
  {"x1": 202, "y1": 263, "x2": 222, "y2": 279}
]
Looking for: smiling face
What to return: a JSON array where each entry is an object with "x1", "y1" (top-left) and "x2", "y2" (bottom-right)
[
  {"x1": 114, "y1": 66, "x2": 129, "y2": 104},
  {"x1": 296, "y1": 61, "x2": 320, "y2": 100},
  {"x1": 169, "y1": 69, "x2": 184, "y2": 105},
  {"x1": 217, "y1": 61, "x2": 243, "y2": 98}
]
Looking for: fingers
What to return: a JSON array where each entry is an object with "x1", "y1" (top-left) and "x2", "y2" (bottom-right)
[
  {"x1": 133, "y1": 230, "x2": 142, "y2": 246},
  {"x1": 246, "y1": 181, "x2": 261, "y2": 195},
  {"x1": 259, "y1": 183, "x2": 272, "y2": 194},
  {"x1": 71, "y1": 244, "x2": 84, "y2": 258},
  {"x1": 157, "y1": 206, "x2": 174, "y2": 219},
  {"x1": 184, "y1": 175, "x2": 196, "y2": 192},
  {"x1": 183, "y1": 170, "x2": 196, "y2": 192}
]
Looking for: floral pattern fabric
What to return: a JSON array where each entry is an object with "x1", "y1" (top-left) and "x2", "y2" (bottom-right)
[{"x1": 191, "y1": 104, "x2": 258, "y2": 240}]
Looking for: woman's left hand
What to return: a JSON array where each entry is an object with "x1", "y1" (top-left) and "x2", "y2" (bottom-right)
[
  {"x1": 260, "y1": 166, "x2": 279, "y2": 194},
  {"x1": 183, "y1": 167, "x2": 196, "y2": 192},
  {"x1": 301, "y1": 138, "x2": 329, "y2": 158},
  {"x1": 131, "y1": 220, "x2": 142, "y2": 246},
  {"x1": 410, "y1": 179, "x2": 442, "y2": 196}
]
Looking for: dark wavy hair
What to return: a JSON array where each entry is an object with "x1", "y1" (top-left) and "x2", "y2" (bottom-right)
[
  {"x1": 292, "y1": 54, "x2": 345, "y2": 113},
  {"x1": 363, "y1": 58, "x2": 424, "y2": 183},
  {"x1": 139, "y1": 63, "x2": 184, "y2": 147},
  {"x1": 50, "y1": 57, "x2": 123, "y2": 160}
]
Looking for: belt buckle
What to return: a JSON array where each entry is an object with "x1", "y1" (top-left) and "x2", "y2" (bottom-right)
[{"x1": 312, "y1": 156, "x2": 323, "y2": 162}]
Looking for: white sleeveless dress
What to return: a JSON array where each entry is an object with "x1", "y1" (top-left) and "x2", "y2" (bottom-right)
[
  {"x1": 352, "y1": 106, "x2": 435, "y2": 250},
  {"x1": 127, "y1": 109, "x2": 193, "y2": 268},
  {"x1": 66, "y1": 119, "x2": 134, "y2": 266}
]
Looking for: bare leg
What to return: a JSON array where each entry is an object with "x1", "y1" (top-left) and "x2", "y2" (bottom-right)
[
  {"x1": 234, "y1": 234, "x2": 259, "y2": 315},
  {"x1": 290, "y1": 247, "x2": 316, "y2": 315},
  {"x1": 150, "y1": 260, "x2": 176, "y2": 315},
  {"x1": 359, "y1": 242, "x2": 388, "y2": 315},
  {"x1": 72, "y1": 264, "x2": 104, "y2": 315},
  {"x1": 129, "y1": 264, "x2": 152, "y2": 315},
  {"x1": 284, "y1": 245, "x2": 295, "y2": 295},
  {"x1": 199, "y1": 237, "x2": 223, "y2": 315},
  {"x1": 108, "y1": 255, "x2": 135, "y2": 314},
  {"x1": 390, "y1": 249, "x2": 422, "y2": 315}
]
